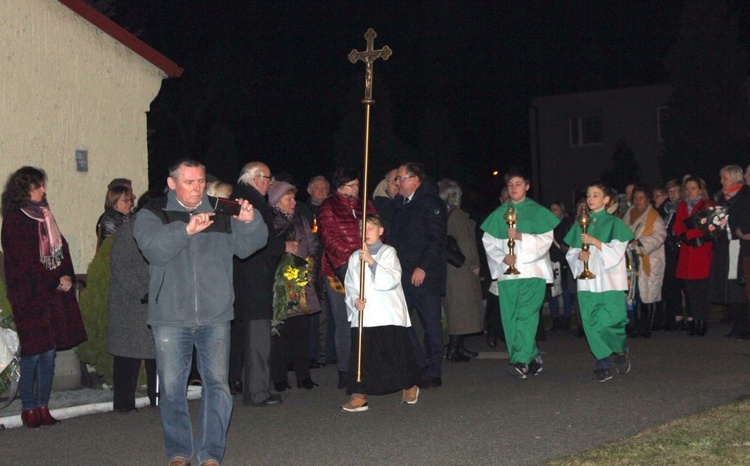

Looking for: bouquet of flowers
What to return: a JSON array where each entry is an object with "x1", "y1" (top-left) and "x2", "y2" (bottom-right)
[
  {"x1": 695, "y1": 206, "x2": 729, "y2": 239},
  {"x1": 272, "y1": 254, "x2": 310, "y2": 336}
]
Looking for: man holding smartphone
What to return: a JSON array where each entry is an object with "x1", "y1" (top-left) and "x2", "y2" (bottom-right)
[{"x1": 134, "y1": 158, "x2": 268, "y2": 466}]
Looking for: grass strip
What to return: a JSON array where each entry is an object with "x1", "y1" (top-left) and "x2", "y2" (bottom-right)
[{"x1": 546, "y1": 398, "x2": 750, "y2": 465}]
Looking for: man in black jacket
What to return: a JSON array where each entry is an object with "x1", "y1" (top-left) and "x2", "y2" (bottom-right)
[
  {"x1": 389, "y1": 162, "x2": 447, "y2": 388},
  {"x1": 232, "y1": 162, "x2": 287, "y2": 407}
]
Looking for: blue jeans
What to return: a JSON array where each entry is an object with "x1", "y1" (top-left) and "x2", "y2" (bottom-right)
[
  {"x1": 326, "y1": 281, "x2": 351, "y2": 373},
  {"x1": 152, "y1": 323, "x2": 232, "y2": 464},
  {"x1": 19, "y1": 348, "x2": 56, "y2": 411},
  {"x1": 549, "y1": 289, "x2": 573, "y2": 318}
]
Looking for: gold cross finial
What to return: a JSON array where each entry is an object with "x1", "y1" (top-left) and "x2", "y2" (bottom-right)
[{"x1": 348, "y1": 28, "x2": 392, "y2": 103}]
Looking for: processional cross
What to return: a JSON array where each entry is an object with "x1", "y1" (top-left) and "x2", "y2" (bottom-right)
[
  {"x1": 348, "y1": 28, "x2": 392, "y2": 103},
  {"x1": 348, "y1": 28, "x2": 392, "y2": 382}
]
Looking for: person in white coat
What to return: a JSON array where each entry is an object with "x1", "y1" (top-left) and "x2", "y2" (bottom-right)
[
  {"x1": 341, "y1": 214, "x2": 420, "y2": 412},
  {"x1": 622, "y1": 185, "x2": 666, "y2": 338}
]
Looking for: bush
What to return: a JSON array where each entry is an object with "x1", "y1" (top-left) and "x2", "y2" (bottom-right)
[
  {"x1": 76, "y1": 238, "x2": 114, "y2": 385},
  {"x1": 0, "y1": 252, "x2": 13, "y2": 324}
]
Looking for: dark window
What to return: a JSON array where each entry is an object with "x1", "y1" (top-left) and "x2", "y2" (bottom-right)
[
  {"x1": 569, "y1": 114, "x2": 603, "y2": 146},
  {"x1": 657, "y1": 106, "x2": 670, "y2": 142}
]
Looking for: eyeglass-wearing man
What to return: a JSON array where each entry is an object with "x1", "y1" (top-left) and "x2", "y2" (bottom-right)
[
  {"x1": 389, "y1": 162, "x2": 447, "y2": 389},
  {"x1": 134, "y1": 159, "x2": 268, "y2": 466},
  {"x1": 231, "y1": 162, "x2": 289, "y2": 407}
]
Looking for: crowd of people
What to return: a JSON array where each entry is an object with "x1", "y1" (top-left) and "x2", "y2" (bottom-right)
[{"x1": 3, "y1": 160, "x2": 750, "y2": 465}]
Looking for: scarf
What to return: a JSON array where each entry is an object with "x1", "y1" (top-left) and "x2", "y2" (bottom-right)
[
  {"x1": 563, "y1": 208, "x2": 634, "y2": 248},
  {"x1": 480, "y1": 197, "x2": 560, "y2": 239},
  {"x1": 687, "y1": 196, "x2": 702, "y2": 215},
  {"x1": 20, "y1": 199, "x2": 64, "y2": 270},
  {"x1": 273, "y1": 205, "x2": 294, "y2": 222},
  {"x1": 632, "y1": 207, "x2": 659, "y2": 276},
  {"x1": 722, "y1": 184, "x2": 743, "y2": 201}
]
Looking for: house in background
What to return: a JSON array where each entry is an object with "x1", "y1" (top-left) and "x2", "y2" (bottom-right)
[
  {"x1": 529, "y1": 84, "x2": 671, "y2": 209},
  {"x1": 0, "y1": 0, "x2": 182, "y2": 271}
]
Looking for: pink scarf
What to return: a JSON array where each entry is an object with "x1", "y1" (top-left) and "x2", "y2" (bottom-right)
[{"x1": 20, "y1": 200, "x2": 64, "y2": 270}]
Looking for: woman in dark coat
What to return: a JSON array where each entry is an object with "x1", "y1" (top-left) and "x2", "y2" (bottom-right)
[
  {"x1": 709, "y1": 165, "x2": 750, "y2": 338},
  {"x1": 1, "y1": 166, "x2": 87, "y2": 428},
  {"x1": 96, "y1": 185, "x2": 133, "y2": 249},
  {"x1": 438, "y1": 179, "x2": 483, "y2": 362},
  {"x1": 106, "y1": 191, "x2": 160, "y2": 412},
  {"x1": 267, "y1": 181, "x2": 321, "y2": 391}
]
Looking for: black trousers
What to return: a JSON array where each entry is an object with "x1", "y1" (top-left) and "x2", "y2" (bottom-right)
[
  {"x1": 661, "y1": 253, "x2": 683, "y2": 321},
  {"x1": 112, "y1": 356, "x2": 157, "y2": 411},
  {"x1": 270, "y1": 315, "x2": 311, "y2": 384},
  {"x1": 683, "y1": 278, "x2": 710, "y2": 320},
  {"x1": 485, "y1": 294, "x2": 503, "y2": 340},
  {"x1": 229, "y1": 317, "x2": 246, "y2": 381}
]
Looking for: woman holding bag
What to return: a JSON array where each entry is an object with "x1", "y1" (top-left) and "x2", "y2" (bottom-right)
[{"x1": 438, "y1": 179, "x2": 483, "y2": 362}]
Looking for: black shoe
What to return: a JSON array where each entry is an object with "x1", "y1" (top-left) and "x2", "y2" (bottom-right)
[
  {"x1": 114, "y1": 406, "x2": 138, "y2": 413},
  {"x1": 309, "y1": 361, "x2": 325, "y2": 369},
  {"x1": 487, "y1": 335, "x2": 498, "y2": 348},
  {"x1": 417, "y1": 376, "x2": 442, "y2": 389},
  {"x1": 445, "y1": 335, "x2": 471, "y2": 362},
  {"x1": 506, "y1": 363, "x2": 529, "y2": 379},
  {"x1": 297, "y1": 378, "x2": 319, "y2": 390},
  {"x1": 458, "y1": 346, "x2": 479, "y2": 359},
  {"x1": 246, "y1": 394, "x2": 282, "y2": 407},
  {"x1": 274, "y1": 381, "x2": 292, "y2": 392},
  {"x1": 612, "y1": 349, "x2": 631, "y2": 375},
  {"x1": 229, "y1": 378, "x2": 243, "y2": 395},
  {"x1": 528, "y1": 355, "x2": 543, "y2": 376},
  {"x1": 594, "y1": 368, "x2": 613, "y2": 382}
]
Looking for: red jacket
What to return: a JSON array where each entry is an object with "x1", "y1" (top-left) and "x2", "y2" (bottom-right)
[
  {"x1": 673, "y1": 198, "x2": 714, "y2": 280},
  {"x1": 318, "y1": 193, "x2": 377, "y2": 278}
]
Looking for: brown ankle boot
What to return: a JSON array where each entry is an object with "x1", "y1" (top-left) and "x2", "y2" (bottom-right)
[
  {"x1": 21, "y1": 409, "x2": 41, "y2": 429},
  {"x1": 37, "y1": 406, "x2": 61, "y2": 426}
]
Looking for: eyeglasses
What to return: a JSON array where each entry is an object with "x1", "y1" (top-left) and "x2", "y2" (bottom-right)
[
  {"x1": 395, "y1": 175, "x2": 415, "y2": 182},
  {"x1": 257, "y1": 174, "x2": 274, "y2": 181},
  {"x1": 344, "y1": 182, "x2": 360, "y2": 188}
]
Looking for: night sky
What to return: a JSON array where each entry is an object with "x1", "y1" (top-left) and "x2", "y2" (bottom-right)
[{"x1": 111, "y1": 1, "x2": 692, "y2": 207}]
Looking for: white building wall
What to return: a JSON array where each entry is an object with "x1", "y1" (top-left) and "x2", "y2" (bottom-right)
[{"x1": 0, "y1": 0, "x2": 166, "y2": 271}]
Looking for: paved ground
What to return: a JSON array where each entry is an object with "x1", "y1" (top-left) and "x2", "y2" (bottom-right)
[{"x1": 2, "y1": 326, "x2": 750, "y2": 465}]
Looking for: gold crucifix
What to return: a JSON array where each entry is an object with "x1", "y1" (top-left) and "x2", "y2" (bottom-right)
[
  {"x1": 348, "y1": 28, "x2": 392, "y2": 383},
  {"x1": 348, "y1": 28, "x2": 392, "y2": 103}
]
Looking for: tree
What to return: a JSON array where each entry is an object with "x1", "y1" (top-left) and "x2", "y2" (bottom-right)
[
  {"x1": 601, "y1": 139, "x2": 640, "y2": 192},
  {"x1": 660, "y1": 0, "x2": 750, "y2": 190}
]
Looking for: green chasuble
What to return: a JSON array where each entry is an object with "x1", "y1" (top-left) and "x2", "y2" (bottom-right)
[
  {"x1": 481, "y1": 198, "x2": 560, "y2": 239},
  {"x1": 563, "y1": 209, "x2": 633, "y2": 248}
]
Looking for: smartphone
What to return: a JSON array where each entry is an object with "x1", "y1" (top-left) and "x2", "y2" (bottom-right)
[{"x1": 209, "y1": 196, "x2": 242, "y2": 216}]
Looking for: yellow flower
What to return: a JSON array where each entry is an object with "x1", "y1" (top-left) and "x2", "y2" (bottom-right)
[{"x1": 283, "y1": 266, "x2": 299, "y2": 281}]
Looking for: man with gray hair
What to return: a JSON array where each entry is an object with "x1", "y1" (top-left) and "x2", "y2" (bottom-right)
[{"x1": 232, "y1": 162, "x2": 290, "y2": 407}]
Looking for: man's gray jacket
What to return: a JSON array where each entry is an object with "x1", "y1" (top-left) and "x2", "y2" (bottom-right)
[{"x1": 134, "y1": 190, "x2": 268, "y2": 327}]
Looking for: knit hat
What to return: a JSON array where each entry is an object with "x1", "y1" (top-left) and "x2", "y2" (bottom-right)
[{"x1": 267, "y1": 181, "x2": 297, "y2": 206}]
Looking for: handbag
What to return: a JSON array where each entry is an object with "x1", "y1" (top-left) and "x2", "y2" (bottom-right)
[{"x1": 446, "y1": 234, "x2": 465, "y2": 268}]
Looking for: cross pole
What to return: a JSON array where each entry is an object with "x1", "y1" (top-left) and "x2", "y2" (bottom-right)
[{"x1": 348, "y1": 28, "x2": 391, "y2": 383}]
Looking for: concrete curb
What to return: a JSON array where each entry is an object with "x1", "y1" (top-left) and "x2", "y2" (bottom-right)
[{"x1": 0, "y1": 385, "x2": 202, "y2": 429}]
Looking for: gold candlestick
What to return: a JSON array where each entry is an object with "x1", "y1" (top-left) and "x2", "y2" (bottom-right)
[
  {"x1": 577, "y1": 205, "x2": 596, "y2": 280},
  {"x1": 503, "y1": 205, "x2": 521, "y2": 275}
]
